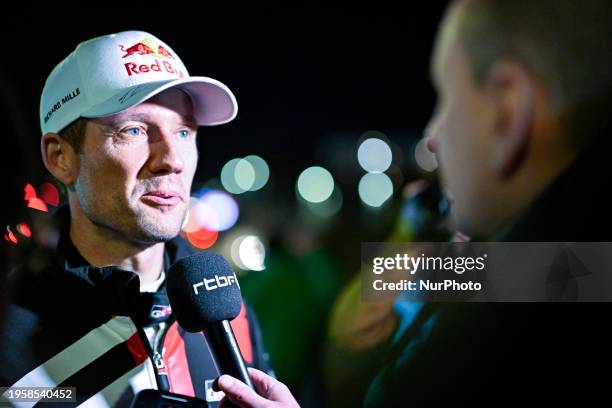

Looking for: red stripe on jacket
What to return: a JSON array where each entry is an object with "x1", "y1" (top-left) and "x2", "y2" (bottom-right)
[
  {"x1": 126, "y1": 332, "x2": 149, "y2": 366},
  {"x1": 163, "y1": 321, "x2": 196, "y2": 397},
  {"x1": 162, "y1": 303, "x2": 254, "y2": 395},
  {"x1": 230, "y1": 304, "x2": 253, "y2": 365}
]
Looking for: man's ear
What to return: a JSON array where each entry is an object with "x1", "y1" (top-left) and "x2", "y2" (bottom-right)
[
  {"x1": 41, "y1": 133, "x2": 79, "y2": 186},
  {"x1": 486, "y1": 59, "x2": 534, "y2": 179}
]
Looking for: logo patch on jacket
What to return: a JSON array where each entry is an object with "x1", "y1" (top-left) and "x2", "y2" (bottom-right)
[{"x1": 150, "y1": 304, "x2": 172, "y2": 320}]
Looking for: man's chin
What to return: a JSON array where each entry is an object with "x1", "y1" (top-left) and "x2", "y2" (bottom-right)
[
  {"x1": 130, "y1": 227, "x2": 182, "y2": 245},
  {"x1": 129, "y1": 205, "x2": 186, "y2": 242},
  {"x1": 131, "y1": 218, "x2": 183, "y2": 243},
  {"x1": 140, "y1": 202, "x2": 186, "y2": 221}
]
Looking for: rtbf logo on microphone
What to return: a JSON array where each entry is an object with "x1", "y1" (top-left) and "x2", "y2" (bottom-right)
[{"x1": 193, "y1": 273, "x2": 240, "y2": 294}]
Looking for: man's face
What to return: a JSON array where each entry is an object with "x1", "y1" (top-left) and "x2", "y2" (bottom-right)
[
  {"x1": 73, "y1": 88, "x2": 198, "y2": 244},
  {"x1": 426, "y1": 5, "x2": 499, "y2": 236}
]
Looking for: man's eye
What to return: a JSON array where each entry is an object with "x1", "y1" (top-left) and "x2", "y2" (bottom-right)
[
  {"x1": 178, "y1": 130, "x2": 190, "y2": 139},
  {"x1": 124, "y1": 127, "x2": 142, "y2": 137}
]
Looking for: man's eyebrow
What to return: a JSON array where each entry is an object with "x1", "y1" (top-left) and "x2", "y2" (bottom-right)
[
  {"x1": 100, "y1": 113, "x2": 148, "y2": 127},
  {"x1": 99, "y1": 113, "x2": 198, "y2": 128},
  {"x1": 182, "y1": 115, "x2": 198, "y2": 127},
  {"x1": 122, "y1": 113, "x2": 148, "y2": 122}
]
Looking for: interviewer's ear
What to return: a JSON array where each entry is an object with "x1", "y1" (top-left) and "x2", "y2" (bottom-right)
[
  {"x1": 486, "y1": 59, "x2": 534, "y2": 179},
  {"x1": 41, "y1": 133, "x2": 79, "y2": 186}
]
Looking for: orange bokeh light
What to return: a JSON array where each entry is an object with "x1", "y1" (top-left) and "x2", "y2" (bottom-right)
[
  {"x1": 27, "y1": 197, "x2": 49, "y2": 213},
  {"x1": 40, "y1": 182, "x2": 60, "y2": 207},
  {"x1": 24, "y1": 183, "x2": 36, "y2": 201},
  {"x1": 185, "y1": 227, "x2": 219, "y2": 249},
  {"x1": 17, "y1": 223, "x2": 31, "y2": 238},
  {"x1": 5, "y1": 231, "x2": 18, "y2": 245}
]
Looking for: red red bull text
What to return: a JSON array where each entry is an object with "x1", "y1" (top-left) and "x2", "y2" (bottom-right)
[{"x1": 124, "y1": 59, "x2": 184, "y2": 78}]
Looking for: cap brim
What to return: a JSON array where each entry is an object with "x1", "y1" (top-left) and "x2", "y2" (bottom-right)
[{"x1": 81, "y1": 77, "x2": 237, "y2": 126}]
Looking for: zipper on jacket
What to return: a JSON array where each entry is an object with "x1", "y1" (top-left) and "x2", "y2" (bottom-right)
[{"x1": 151, "y1": 321, "x2": 170, "y2": 391}]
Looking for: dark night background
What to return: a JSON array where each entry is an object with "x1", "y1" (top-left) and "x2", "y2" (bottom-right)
[{"x1": 2, "y1": 10, "x2": 447, "y2": 185}]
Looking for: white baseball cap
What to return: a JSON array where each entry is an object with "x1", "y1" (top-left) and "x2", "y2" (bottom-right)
[{"x1": 40, "y1": 30, "x2": 237, "y2": 134}]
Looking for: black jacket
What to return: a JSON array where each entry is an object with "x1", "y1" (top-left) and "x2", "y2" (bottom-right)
[
  {"x1": 1, "y1": 206, "x2": 270, "y2": 407},
  {"x1": 364, "y1": 131, "x2": 612, "y2": 407}
]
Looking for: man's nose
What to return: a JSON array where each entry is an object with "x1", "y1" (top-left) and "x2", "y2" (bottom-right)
[{"x1": 149, "y1": 131, "x2": 184, "y2": 175}]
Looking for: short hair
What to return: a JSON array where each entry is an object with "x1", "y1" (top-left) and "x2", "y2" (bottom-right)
[
  {"x1": 456, "y1": 0, "x2": 611, "y2": 147},
  {"x1": 58, "y1": 117, "x2": 87, "y2": 154}
]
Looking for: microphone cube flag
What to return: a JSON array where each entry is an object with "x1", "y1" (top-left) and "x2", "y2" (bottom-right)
[{"x1": 167, "y1": 251, "x2": 243, "y2": 332}]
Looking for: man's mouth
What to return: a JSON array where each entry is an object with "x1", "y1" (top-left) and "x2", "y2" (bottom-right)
[{"x1": 141, "y1": 190, "x2": 182, "y2": 206}]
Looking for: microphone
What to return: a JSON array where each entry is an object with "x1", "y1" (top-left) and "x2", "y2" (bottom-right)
[{"x1": 166, "y1": 252, "x2": 254, "y2": 390}]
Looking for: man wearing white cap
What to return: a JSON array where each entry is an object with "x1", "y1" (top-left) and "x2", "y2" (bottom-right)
[
  {"x1": 40, "y1": 30, "x2": 237, "y2": 272},
  {"x1": 0, "y1": 31, "x2": 274, "y2": 407}
]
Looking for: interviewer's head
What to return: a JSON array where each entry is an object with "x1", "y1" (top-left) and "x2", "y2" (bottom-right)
[{"x1": 426, "y1": 0, "x2": 611, "y2": 237}]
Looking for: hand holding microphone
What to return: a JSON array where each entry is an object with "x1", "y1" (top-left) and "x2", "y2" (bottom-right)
[{"x1": 217, "y1": 367, "x2": 300, "y2": 408}]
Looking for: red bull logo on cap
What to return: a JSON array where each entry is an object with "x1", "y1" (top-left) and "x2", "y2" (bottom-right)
[
  {"x1": 120, "y1": 38, "x2": 175, "y2": 59},
  {"x1": 119, "y1": 38, "x2": 183, "y2": 78}
]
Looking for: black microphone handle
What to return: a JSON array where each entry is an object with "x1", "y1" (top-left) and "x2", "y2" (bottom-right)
[{"x1": 204, "y1": 320, "x2": 254, "y2": 390}]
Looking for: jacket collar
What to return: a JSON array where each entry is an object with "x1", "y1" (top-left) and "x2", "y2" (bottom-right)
[
  {"x1": 52, "y1": 205, "x2": 194, "y2": 325},
  {"x1": 495, "y1": 129, "x2": 612, "y2": 242}
]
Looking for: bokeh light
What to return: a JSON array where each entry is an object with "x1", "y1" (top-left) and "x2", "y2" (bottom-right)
[
  {"x1": 185, "y1": 227, "x2": 218, "y2": 249},
  {"x1": 358, "y1": 137, "x2": 392, "y2": 173},
  {"x1": 27, "y1": 197, "x2": 48, "y2": 212},
  {"x1": 221, "y1": 158, "x2": 246, "y2": 194},
  {"x1": 297, "y1": 166, "x2": 335, "y2": 203},
  {"x1": 244, "y1": 155, "x2": 270, "y2": 191},
  {"x1": 234, "y1": 159, "x2": 256, "y2": 191},
  {"x1": 17, "y1": 222, "x2": 31, "y2": 238},
  {"x1": 39, "y1": 182, "x2": 60, "y2": 207},
  {"x1": 24, "y1": 183, "x2": 36, "y2": 201},
  {"x1": 231, "y1": 235, "x2": 266, "y2": 271},
  {"x1": 189, "y1": 201, "x2": 221, "y2": 232},
  {"x1": 179, "y1": 188, "x2": 241, "y2": 251},
  {"x1": 5, "y1": 229, "x2": 18, "y2": 245},
  {"x1": 358, "y1": 172, "x2": 394, "y2": 207},
  {"x1": 195, "y1": 190, "x2": 239, "y2": 232},
  {"x1": 300, "y1": 186, "x2": 343, "y2": 218},
  {"x1": 414, "y1": 137, "x2": 438, "y2": 172},
  {"x1": 221, "y1": 156, "x2": 270, "y2": 194}
]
